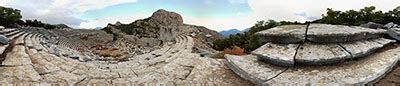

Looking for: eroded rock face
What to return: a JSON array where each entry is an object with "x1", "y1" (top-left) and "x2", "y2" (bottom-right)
[{"x1": 149, "y1": 9, "x2": 183, "y2": 26}]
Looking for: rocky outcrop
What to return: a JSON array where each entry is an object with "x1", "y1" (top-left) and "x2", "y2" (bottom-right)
[
  {"x1": 105, "y1": 9, "x2": 222, "y2": 52},
  {"x1": 149, "y1": 9, "x2": 183, "y2": 26}
]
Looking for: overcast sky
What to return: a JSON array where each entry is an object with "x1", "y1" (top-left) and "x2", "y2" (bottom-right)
[{"x1": 1, "y1": 0, "x2": 399, "y2": 31}]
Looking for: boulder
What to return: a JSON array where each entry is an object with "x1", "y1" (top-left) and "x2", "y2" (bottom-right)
[
  {"x1": 0, "y1": 35, "x2": 9, "y2": 45},
  {"x1": 387, "y1": 28, "x2": 400, "y2": 41},
  {"x1": 384, "y1": 22, "x2": 398, "y2": 29},
  {"x1": 149, "y1": 9, "x2": 183, "y2": 26},
  {"x1": 0, "y1": 26, "x2": 4, "y2": 29},
  {"x1": 360, "y1": 22, "x2": 384, "y2": 29}
]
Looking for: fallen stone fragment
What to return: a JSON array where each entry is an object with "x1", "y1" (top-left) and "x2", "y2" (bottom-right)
[{"x1": 252, "y1": 43, "x2": 299, "y2": 67}]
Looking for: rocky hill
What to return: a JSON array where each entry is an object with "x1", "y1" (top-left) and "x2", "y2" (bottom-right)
[{"x1": 104, "y1": 9, "x2": 223, "y2": 51}]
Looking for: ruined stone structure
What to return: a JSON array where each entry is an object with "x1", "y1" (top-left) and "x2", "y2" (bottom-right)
[
  {"x1": 226, "y1": 24, "x2": 399, "y2": 85},
  {"x1": 0, "y1": 10, "x2": 252, "y2": 85}
]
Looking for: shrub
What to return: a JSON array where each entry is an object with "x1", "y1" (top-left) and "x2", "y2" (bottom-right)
[{"x1": 210, "y1": 52, "x2": 225, "y2": 59}]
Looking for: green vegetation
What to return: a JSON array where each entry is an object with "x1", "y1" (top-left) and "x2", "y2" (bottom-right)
[
  {"x1": 0, "y1": 6, "x2": 69, "y2": 29},
  {"x1": 0, "y1": 6, "x2": 22, "y2": 27},
  {"x1": 213, "y1": 6, "x2": 400, "y2": 53},
  {"x1": 315, "y1": 6, "x2": 400, "y2": 26},
  {"x1": 212, "y1": 20, "x2": 301, "y2": 53}
]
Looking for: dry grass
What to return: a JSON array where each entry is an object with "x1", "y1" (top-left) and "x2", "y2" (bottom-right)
[
  {"x1": 98, "y1": 48, "x2": 123, "y2": 57},
  {"x1": 223, "y1": 46, "x2": 246, "y2": 55}
]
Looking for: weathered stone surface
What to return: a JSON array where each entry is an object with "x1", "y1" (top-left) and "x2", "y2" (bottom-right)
[
  {"x1": 14, "y1": 33, "x2": 26, "y2": 44},
  {"x1": 295, "y1": 42, "x2": 350, "y2": 65},
  {"x1": 225, "y1": 55, "x2": 287, "y2": 85},
  {"x1": 266, "y1": 47, "x2": 400, "y2": 85},
  {"x1": 0, "y1": 35, "x2": 9, "y2": 45},
  {"x1": 0, "y1": 44, "x2": 8, "y2": 55},
  {"x1": 360, "y1": 22, "x2": 384, "y2": 29},
  {"x1": 0, "y1": 65, "x2": 42, "y2": 82},
  {"x1": 307, "y1": 24, "x2": 385, "y2": 43},
  {"x1": 374, "y1": 37, "x2": 396, "y2": 45},
  {"x1": 255, "y1": 25, "x2": 306, "y2": 43},
  {"x1": 384, "y1": 22, "x2": 398, "y2": 29},
  {"x1": 252, "y1": 43, "x2": 298, "y2": 67},
  {"x1": 388, "y1": 28, "x2": 400, "y2": 41},
  {"x1": 255, "y1": 24, "x2": 386, "y2": 43},
  {"x1": 149, "y1": 9, "x2": 184, "y2": 26},
  {"x1": 40, "y1": 71, "x2": 84, "y2": 85},
  {"x1": 2, "y1": 45, "x2": 32, "y2": 66},
  {"x1": 339, "y1": 38, "x2": 394, "y2": 58}
]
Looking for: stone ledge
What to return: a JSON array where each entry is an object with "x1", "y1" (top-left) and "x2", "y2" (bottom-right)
[
  {"x1": 252, "y1": 43, "x2": 298, "y2": 67},
  {"x1": 225, "y1": 47, "x2": 400, "y2": 85}
]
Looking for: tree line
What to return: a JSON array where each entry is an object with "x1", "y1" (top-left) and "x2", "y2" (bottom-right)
[
  {"x1": 213, "y1": 6, "x2": 400, "y2": 53},
  {"x1": 0, "y1": 6, "x2": 69, "y2": 29}
]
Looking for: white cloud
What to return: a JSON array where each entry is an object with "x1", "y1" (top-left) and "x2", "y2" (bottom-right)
[
  {"x1": 0, "y1": 0, "x2": 136, "y2": 27},
  {"x1": 1, "y1": 0, "x2": 399, "y2": 31},
  {"x1": 183, "y1": 14, "x2": 258, "y2": 31},
  {"x1": 79, "y1": 13, "x2": 149, "y2": 29},
  {"x1": 248, "y1": 0, "x2": 400, "y2": 22}
]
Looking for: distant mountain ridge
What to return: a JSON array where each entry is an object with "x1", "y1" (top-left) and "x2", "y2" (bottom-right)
[{"x1": 219, "y1": 29, "x2": 247, "y2": 37}]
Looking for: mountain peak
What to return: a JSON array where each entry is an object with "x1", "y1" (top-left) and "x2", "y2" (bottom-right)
[{"x1": 149, "y1": 9, "x2": 183, "y2": 26}]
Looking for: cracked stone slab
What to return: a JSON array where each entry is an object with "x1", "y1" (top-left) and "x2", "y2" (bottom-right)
[
  {"x1": 255, "y1": 25, "x2": 306, "y2": 43},
  {"x1": 307, "y1": 24, "x2": 386, "y2": 43},
  {"x1": 339, "y1": 38, "x2": 395, "y2": 58},
  {"x1": 295, "y1": 42, "x2": 351, "y2": 65},
  {"x1": 265, "y1": 47, "x2": 400, "y2": 85},
  {"x1": 255, "y1": 24, "x2": 386, "y2": 43},
  {"x1": 252, "y1": 43, "x2": 298, "y2": 67},
  {"x1": 225, "y1": 55, "x2": 287, "y2": 85}
]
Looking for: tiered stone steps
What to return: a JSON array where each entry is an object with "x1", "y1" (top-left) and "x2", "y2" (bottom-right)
[{"x1": 0, "y1": 28, "x2": 250, "y2": 85}]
